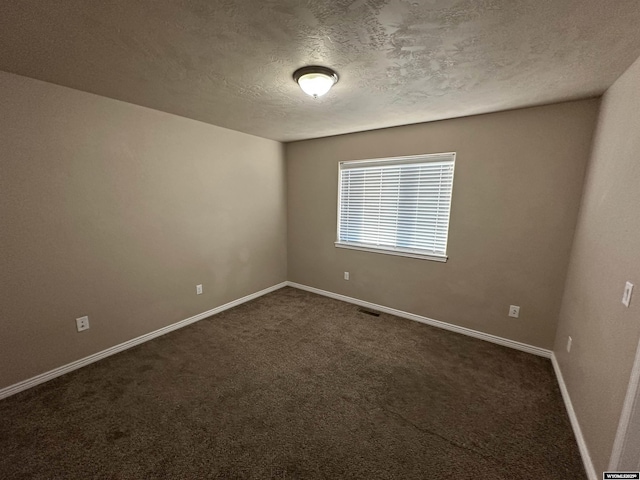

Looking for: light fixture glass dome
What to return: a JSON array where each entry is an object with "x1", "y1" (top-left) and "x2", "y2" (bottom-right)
[{"x1": 293, "y1": 66, "x2": 338, "y2": 98}]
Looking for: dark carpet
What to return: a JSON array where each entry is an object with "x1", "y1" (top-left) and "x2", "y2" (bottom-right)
[{"x1": 0, "y1": 287, "x2": 584, "y2": 479}]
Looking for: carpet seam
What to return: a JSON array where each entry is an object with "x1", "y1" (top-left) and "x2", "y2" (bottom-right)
[{"x1": 379, "y1": 405, "x2": 522, "y2": 472}]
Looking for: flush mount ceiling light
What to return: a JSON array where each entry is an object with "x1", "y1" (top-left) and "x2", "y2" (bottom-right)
[{"x1": 293, "y1": 66, "x2": 339, "y2": 98}]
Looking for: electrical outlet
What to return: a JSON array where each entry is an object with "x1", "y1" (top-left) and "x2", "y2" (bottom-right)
[
  {"x1": 622, "y1": 281, "x2": 634, "y2": 307},
  {"x1": 567, "y1": 336, "x2": 572, "y2": 353},
  {"x1": 196, "y1": 284, "x2": 203, "y2": 295},
  {"x1": 508, "y1": 305, "x2": 520, "y2": 318},
  {"x1": 76, "y1": 316, "x2": 90, "y2": 332},
  {"x1": 344, "y1": 272, "x2": 350, "y2": 280}
]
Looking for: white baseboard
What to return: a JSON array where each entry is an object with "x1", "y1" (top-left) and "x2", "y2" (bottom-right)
[
  {"x1": 2, "y1": 278, "x2": 594, "y2": 479},
  {"x1": 286, "y1": 281, "x2": 552, "y2": 358},
  {"x1": 0, "y1": 282, "x2": 288, "y2": 400},
  {"x1": 609, "y1": 334, "x2": 640, "y2": 471},
  {"x1": 286, "y1": 282, "x2": 598, "y2": 476},
  {"x1": 551, "y1": 353, "x2": 597, "y2": 480}
]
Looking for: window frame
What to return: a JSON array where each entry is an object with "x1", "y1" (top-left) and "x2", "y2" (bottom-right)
[{"x1": 335, "y1": 152, "x2": 456, "y2": 263}]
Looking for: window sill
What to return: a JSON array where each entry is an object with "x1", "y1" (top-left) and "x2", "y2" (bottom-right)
[{"x1": 334, "y1": 242, "x2": 448, "y2": 263}]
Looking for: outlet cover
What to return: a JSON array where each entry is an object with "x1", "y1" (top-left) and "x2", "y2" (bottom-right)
[
  {"x1": 196, "y1": 284, "x2": 203, "y2": 295},
  {"x1": 508, "y1": 305, "x2": 520, "y2": 318},
  {"x1": 344, "y1": 272, "x2": 350, "y2": 280},
  {"x1": 567, "y1": 336, "x2": 572, "y2": 353},
  {"x1": 76, "y1": 316, "x2": 90, "y2": 332}
]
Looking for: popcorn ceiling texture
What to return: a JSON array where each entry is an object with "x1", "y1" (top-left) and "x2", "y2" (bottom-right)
[{"x1": 0, "y1": 0, "x2": 639, "y2": 141}]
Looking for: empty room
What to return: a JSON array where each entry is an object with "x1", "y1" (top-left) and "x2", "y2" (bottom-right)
[{"x1": 1, "y1": 1, "x2": 640, "y2": 479}]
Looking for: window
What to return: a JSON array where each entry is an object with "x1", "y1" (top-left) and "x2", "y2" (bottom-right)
[{"x1": 336, "y1": 153, "x2": 455, "y2": 262}]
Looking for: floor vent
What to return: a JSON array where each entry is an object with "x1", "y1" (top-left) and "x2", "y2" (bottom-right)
[{"x1": 358, "y1": 308, "x2": 381, "y2": 317}]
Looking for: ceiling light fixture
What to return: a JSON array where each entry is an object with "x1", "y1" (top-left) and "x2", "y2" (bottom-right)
[{"x1": 293, "y1": 66, "x2": 339, "y2": 98}]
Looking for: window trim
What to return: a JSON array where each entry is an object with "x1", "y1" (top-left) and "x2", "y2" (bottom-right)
[{"x1": 335, "y1": 152, "x2": 456, "y2": 263}]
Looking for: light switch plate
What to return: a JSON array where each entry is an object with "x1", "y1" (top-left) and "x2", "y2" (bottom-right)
[{"x1": 623, "y1": 281, "x2": 634, "y2": 308}]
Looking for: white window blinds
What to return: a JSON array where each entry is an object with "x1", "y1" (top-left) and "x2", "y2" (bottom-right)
[{"x1": 336, "y1": 153, "x2": 455, "y2": 261}]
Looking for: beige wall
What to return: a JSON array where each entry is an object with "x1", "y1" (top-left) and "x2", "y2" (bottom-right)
[
  {"x1": 287, "y1": 100, "x2": 599, "y2": 350},
  {"x1": 0, "y1": 71, "x2": 287, "y2": 389},
  {"x1": 553, "y1": 56, "x2": 640, "y2": 474}
]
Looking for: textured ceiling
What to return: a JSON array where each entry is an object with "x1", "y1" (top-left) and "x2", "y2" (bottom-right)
[{"x1": 1, "y1": 1, "x2": 640, "y2": 142}]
